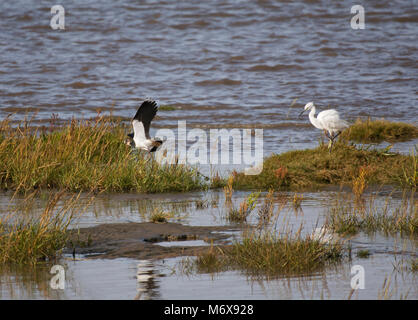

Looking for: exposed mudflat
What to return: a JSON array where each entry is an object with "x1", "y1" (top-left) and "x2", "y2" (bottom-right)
[{"x1": 66, "y1": 222, "x2": 237, "y2": 260}]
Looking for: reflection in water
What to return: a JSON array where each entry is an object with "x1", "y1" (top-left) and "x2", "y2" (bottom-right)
[
  {"x1": 0, "y1": 262, "x2": 66, "y2": 300},
  {"x1": 134, "y1": 260, "x2": 160, "y2": 300},
  {"x1": 0, "y1": 189, "x2": 416, "y2": 299},
  {"x1": 0, "y1": 255, "x2": 416, "y2": 299}
]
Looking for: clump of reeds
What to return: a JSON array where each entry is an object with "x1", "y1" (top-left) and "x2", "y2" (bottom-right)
[
  {"x1": 0, "y1": 192, "x2": 86, "y2": 265},
  {"x1": 227, "y1": 230, "x2": 343, "y2": 276},
  {"x1": 0, "y1": 116, "x2": 203, "y2": 194},
  {"x1": 342, "y1": 118, "x2": 418, "y2": 143},
  {"x1": 226, "y1": 192, "x2": 259, "y2": 223},
  {"x1": 400, "y1": 148, "x2": 417, "y2": 188},
  {"x1": 147, "y1": 208, "x2": 174, "y2": 223},
  {"x1": 356, "y1": 249, "x2": 371, "y2": 258},
  {"x1": 178, "y1": 242, "x2": 228, "y2": 275},
  {"x1": 195, "y1": 199, "x2": 208, "y2": 209},
  {"x1": 222, "y1": 176, "x2": 259, "y2": 222},
  {"x1": 184, "y1": 227, "x2": 344, "y2": 278},
  {"x1": 351, "y1": 165, "x2": 373, "y2": 201},
  {"x1": 209, "y1": 172, "x2": 225, "y2": 189},
  {"x1": 326, "y1": 191, "x2": 417, "y2": 237},
  {"x1": 257, "y1": 189, "x2": 275, "y2": 227},
  {"x1": 292, "y1": 193, "x2": 303, "y2": 210},
  {"x1": 223, "y1": 176, "x2": 234, "y2": 205},
  {"x1": 410, "y1": 259, "x2": 418, "y2": 272},
  {"x1": 194, "y1": 244, "x2": 227, "y2": 274}
]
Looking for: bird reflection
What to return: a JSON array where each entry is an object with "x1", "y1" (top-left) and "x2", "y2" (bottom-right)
[{"x1": 134, "y1": 260, "x2": 160, "y2": 300}]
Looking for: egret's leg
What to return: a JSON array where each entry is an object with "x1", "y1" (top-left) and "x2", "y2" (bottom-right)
[
  {"x1": 324, "y1": 130, "x2": 333, "y2": 149},
  {"x1": 328, "y1": 137, "x2": 335, "y2": 153},
  {"x1": 326, "y1": 131, "x2": 335, "y2": 152},
  {"x1": 326, "y1": 132, "x2": 333, "y2": 149},
  {"x1": 329, "y1": 132, "x2": 342, "y2": 153}
]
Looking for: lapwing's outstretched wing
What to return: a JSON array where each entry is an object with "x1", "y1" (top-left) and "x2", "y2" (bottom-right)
[{"x1": 132, "y1": 100, "x2": 158, "y2": 139}]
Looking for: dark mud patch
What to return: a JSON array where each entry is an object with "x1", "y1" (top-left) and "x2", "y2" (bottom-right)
[{"x1": 66, "y1": 222, "x2": 237, "y2": 260}]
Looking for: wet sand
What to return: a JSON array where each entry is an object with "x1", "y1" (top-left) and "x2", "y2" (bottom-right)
[{"x1": 66, "y1": 222, "x2": 237, "y2": 260}]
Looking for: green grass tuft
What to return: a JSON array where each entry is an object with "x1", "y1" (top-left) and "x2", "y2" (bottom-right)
[
  {"x1": 357, "y1": 249, "x2": 371, "y2": 258},
  {"x1": 326, "y1": 192, "x2": 417, "y2": 237},
  {"x1": 0, "y1": 117, "x2": 203, "y2": 194},
  {"x1": 147, "y1": 208, "x2": 174, "y2": 223},
  {"x1": 342, "y1": 118, "x2": 418, "y2": 143},
  {"x1": 232, "y1": 143, "x2": 417, "y2": 191},
  {"x1": 226, "y1": 232, "x2": 343, "y2": 276},
  {"x1": 226, "y1": 192, "x2": 259, "y2": 223},
  {"x1": 0, "y1": 192, "x2": 82, "y2": 265},
  {"x1": 186, "y1": 230, "x2": 344, "y2": 278}
]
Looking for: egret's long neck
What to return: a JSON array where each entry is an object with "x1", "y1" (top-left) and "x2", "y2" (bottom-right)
[{"x1": 309, "y1": 106, "x2": 323, "y2": 129}]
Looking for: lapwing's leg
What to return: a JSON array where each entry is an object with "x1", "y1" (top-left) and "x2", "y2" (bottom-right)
[
  {"x1": 145, "y1": 151, "x2": 153, "y2": 163},
  {"x1": 149, "y1": 151, "x2": 156, "y2": 164}
]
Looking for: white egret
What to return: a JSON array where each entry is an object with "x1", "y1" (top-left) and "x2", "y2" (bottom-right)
[
  {"x1": 125, "y1": 100, "x2": 163, "y2": 152},
  {"x1": 299, "y1": 102, "x2": 349, "y2": 152}
]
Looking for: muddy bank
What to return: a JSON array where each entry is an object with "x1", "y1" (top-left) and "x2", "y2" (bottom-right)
[{"x1": 66, "y1": 222, "x2": 237, "y2": 260}]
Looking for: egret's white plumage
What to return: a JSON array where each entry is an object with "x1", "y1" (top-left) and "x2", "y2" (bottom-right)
[
  {"x1": 300, "y1": 102, "x2": 349, "y2": 152},
  {"x1": 126, "y1": 100, "x2": 163, "y2": 152}
]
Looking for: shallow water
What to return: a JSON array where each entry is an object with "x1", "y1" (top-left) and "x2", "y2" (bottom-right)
[
  {"x1": 0, "y1": 190, "x2": 416, "y2": 299},
  {"x1": 4, "y1": 253, "x2": 415, "y2": 300},
  {"x1": 0, "y1": 0, "x2": 417, "y2": 161}
]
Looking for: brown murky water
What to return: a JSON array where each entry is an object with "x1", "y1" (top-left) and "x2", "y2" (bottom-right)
[{"x1": 0, "y1": 0, "x2": 417, "y2": 156}]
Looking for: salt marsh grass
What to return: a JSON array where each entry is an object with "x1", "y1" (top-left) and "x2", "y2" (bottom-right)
[
  {"x1": 342, "y1": 118, "x2": 418, "y2": 143},
  {"x1": 226, "y1": 192, "x2": 259, "y2": 223},
  {"x1": 326, "y1": 191, "x2": 417, "y2": 237},
  {"x1": 232, "y1": 143, "x2": 416, "y2": 191},
  {"x1": 181, "y1": 227, "x2": 344, "y2": 278},
  {"x1": 0, "y1": 191, "x2": 88, "y2": 265},
  {"x1": 410, "y1": 259, "x2": 418, "y2": 272},
  {"x1": 0, "y1": 116, "x2": 203, "y2": 194},
  {"x1": 147, "y1": 207, "x2": 178, "y2": 223},
  {"x1": 226, "y1": 229, "x2": 343, "y2": 277},
  {"x1": 181, "y1": 190, "x2": 344, "y2": 278},
  {"x1": 292, "y1": 193, "x2": 303, "y2": 209}
]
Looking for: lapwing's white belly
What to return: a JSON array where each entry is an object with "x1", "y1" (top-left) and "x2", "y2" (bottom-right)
[{"x1": 134, "y1": 139, "x2": 153, "y2": 152}]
